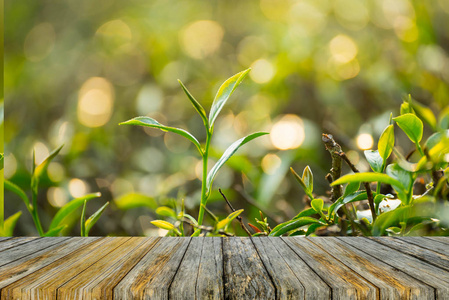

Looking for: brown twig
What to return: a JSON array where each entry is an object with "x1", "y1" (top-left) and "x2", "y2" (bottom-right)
[
  {"x1": 322, "y1": 134, "x2": 343, "y2": 201},
  {"x1": 339, "y1": 152, "x2": 377, "y2": 222},
  {"x1": 219, "y1": 189, "x2": 253, "y2": 236}
]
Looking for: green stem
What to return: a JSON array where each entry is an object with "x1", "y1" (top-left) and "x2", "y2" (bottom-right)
[
  {"x1": 197, "y1": 131, "x2": 211, "y2": 227},
  {"x1": 31, "y1": 192, "x2": 44, "y2": 236},
  {"x1": 416, "y1": 142, "x2": 425, "y2": 157}
]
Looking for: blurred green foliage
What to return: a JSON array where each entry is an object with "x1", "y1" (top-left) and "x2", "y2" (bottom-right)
[{"x1": 4, "y1": 0, "x2": 449, "y2": 236}]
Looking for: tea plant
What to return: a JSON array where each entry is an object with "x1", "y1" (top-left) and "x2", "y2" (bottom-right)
[
  {"x1": 4, "y1": 145, "x2": 108, "y2": 236},
  {"x1": 252, "y1": 96, "x2": 449, "y2": 236},
  {"x1": 120, "y1": 69, "x2": 267, "y2": 236}
]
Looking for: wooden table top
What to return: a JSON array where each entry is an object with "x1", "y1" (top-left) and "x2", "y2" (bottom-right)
[{"x1": 0, "y1": 236, "x2": 448, "y2": 299}]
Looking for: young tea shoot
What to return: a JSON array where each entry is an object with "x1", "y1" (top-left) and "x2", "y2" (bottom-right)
[{"x1": 120, "y1": 69, "x2": 268, "y2": 236}]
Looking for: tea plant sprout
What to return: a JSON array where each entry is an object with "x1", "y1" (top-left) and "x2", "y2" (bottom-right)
[
  {"x1": 120, "y1": 69, "x2": 268, "y2": 235},
  {"x1": 4, "y1": 145, "x2": 106, "y2": 236}
]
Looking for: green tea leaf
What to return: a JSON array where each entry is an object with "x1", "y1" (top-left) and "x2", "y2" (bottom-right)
[
  {"x1": 178, "y1": 80, "x2": 209, "y2": 128},
  {"x1": 31, "y1": 144, "x2": 64, "y2": 194},
  {"x1": 49, "y1": 192, "x2": 101, "y2": 231},
  {"x1": 80, "y1": 200, "x2": 87, "y2": 237},
  {"x1": 386, "y1": 164, "x2": 413, "y2": 202},
  {"x1": 311, "y1": 198, "x2": 323, "y2": 213},
  {"x1": 306, "y1": 222, "x2": 324, "y2": 236},
  {"x1": 331, "y1": 173, "x2": 404, "y2": 191},
  {"x1": 206, "y1": 132, "x2": 268, "y2": 194},
  {"x1": 343, "y1": 181, "x2": 360, "y2": 198},
  {"x1": 329, "y1": 191, "x2": 367, "y2": 217},
  {"x1": 216, "y1": 209, "x2": 244, "y2": 230},
  {"x1": 372, "y1": 206, "x2": 411, "y2": 236},
  {"x1": 151, "y1": 220, "x2": 175, "y2": 230},
  {"x1": 439, "y1": 107, "x2": 449, "y2": 129},
  {"x1": 269, "y1": 217, "x2": 323, "y2": 236},
  {"x1": 378, "y1": 124, "x2": 394, "y2": 162},
  {"x1": 156, "y1": 206, "x2": 177, "y2": 219},
  {"x1": 114, "y1": 193, "x2": 157, "y2": 210},
  {"x1": 411, "y1": 101, "x2": 437, "y2": 131},
  {"x1": 209, "y1": 69, "x2": 251, "y2": 129},
  {"x1": 393, "y1": 113, "x2": 423, "y2": 144},
  {"x1": 291, "y1": 167, "x2": 312, "y2": 199},
  {"x1": 302, "y1": 166, "x2": 313, "y2": 194},
  {"x1": 120, "y1": 117, "x2": 202, "y2": 154},
  {"x1": 85, "y1": 202, "x2": 109, "y2": 236},
  {"x1": 5, "y1": 180, "x2": 31, "y2": 209},
  {"x1": 364, "y1": 150, "x2": 383, "y2": 173},
  {"x1": 1, "y1": 211, "x2": 22, "y2": 236},
  {"x1": 400, "y1": 102, "x2": 413, "y2": 115},
  {"x1": 43, "y1": 225, "x2": 67, "y2": 237}
]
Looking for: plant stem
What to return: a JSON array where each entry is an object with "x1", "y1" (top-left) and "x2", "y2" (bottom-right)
[
  {"x1": 416, "y1": 142, "x2": 425, "y2": 157},
  {"x1": 322, "y1": 134, "x2": 342, "y2": 201},
  {"x1": 197, "y1": 130, "x2": 211, "y2": 227},
  {"x1": 31, "y1": 192, "x2": 44, "y2": 236},
  {"x1": 219, "y1": 188, "x2": 252, "y2": 236}
]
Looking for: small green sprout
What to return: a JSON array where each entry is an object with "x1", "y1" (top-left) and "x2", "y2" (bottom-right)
[{"x1": 120, "y1": 69, "x2": 268, "y2": 235}]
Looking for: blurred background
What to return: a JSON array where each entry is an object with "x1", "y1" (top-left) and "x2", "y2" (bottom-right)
[{"x1": 4, "y1": 0, "x2": 449, "y2": 236}]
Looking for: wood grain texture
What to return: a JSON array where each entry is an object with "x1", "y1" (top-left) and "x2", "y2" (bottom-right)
[
  {"x1": 0, "y1": 237, "x2": 69, "y2": 267},
  {"x1": 371, "y1": 236, "x2": 449, "y2": 271},
  {"x1": 399, "y1": 236, "x2": 449, "y2": 255},
  {"x1": 0, "y1": 237, "x2": 101, "y2": 292},
  {"x1": 170, "y1": 237, "x2": 204, "y2": 299},
  {"x1": 424, "y1": 236, "x2": 449, "y2": 245},
  {"x1": 2, "y1": 237, "x2": 124, "y2": 300},
  {"x1": 310, "y1": 237, "x2": 434, "y2": 299},
  {"x1": 169, "y1": 237, "x2": 224, "y2": 300},
  {"x1": 0, "y1": 237, "x2": 448, "y2": 299},
  {"x1": 223, "y1": 237, "x2": 275, "y2": 300},
  {"x1": 195, "y1": 237, "x2": 223, "y2": 300},
  {"x1": 113, "y1": 237, "x2": 191, "y2": 299},
  {"x1": 57, "y1": 237, "x2": 158, "y2": 300},
  {"x1": 284, "y1": 237, "x2": 377, "y2": 299},
  {"x1": 340, "y1": 237, "x2": 449, "y2": 299},
  {"x1": 0, "y1": 237, "x2": 37, "y2": 252},
  {"x1": 254, "y1": 237, "x2": 330, "y2": 299}
]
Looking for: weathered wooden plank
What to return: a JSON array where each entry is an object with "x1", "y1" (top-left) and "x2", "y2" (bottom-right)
[
  {"x1": 0, "y1": 237, "x2": 101, "y2": 292},
  {"x1": 80, "y1": 237, "x2": 158, "y2": 300},
  {"x1": 397, "y1": 237, "x2": 449, "y2": 255},
  {"x1": 425, "y1": 236, "x2": 449, "y2": 245},
  {"x1": 223, "y1": 237, "x2": 275, "y2": 300},
  {"x1": 310, "y1": 237, "x2": 434, "y2": 299},
  {"x1": 0, "y1": 237, "x2": 69, "y2": 267},
  {"x1": 253, "y1": 237, "x2": 330, "y2": 299},
  {"x1": 196, "y1": 237, "x2": 223, "y2": 300},
  {"x1": 170, "y1": 237, "x2": 205, "y2": 299},
  {"x1": 57, "y1": 237, "x2": 158, "y2": 299},
  {"x1": 340, "y1": 237, "x2": 449, "y2": 299},
  {"x1": 371, "y1": 237, "x2": 449, "y2": 271},
  {"x1": 0, "y1": 238, "x2": 12, "y2": 242},
  {"x1": 284, "y1": 237, "x2": 377, "y2": 299},
  {"x1": 3, "y1": 237, "x2": 127, "y2": 299},
  {"x1": 0, "y1": 237, "x2": 38, "y2": 252},
  {"x1": 113, "y1": 237, "x2": 191, "y2": 299},
  {"x1": 170, "y1": 237, "x2": 224, "y2": 300}
]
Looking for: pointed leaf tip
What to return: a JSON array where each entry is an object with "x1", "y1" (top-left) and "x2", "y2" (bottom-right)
[{"x1": 209, "y1": 69, "x2": 251, "y2": 129}]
